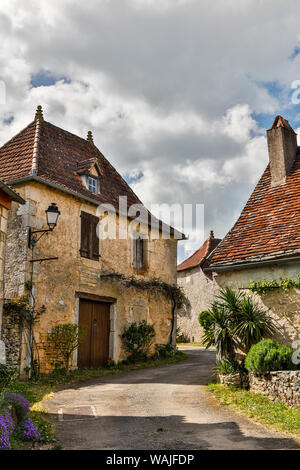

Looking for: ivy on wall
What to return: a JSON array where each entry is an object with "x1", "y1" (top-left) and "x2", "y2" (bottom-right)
[
  {"x1": 101, "y1": 272, "x2": 188, "y2": 344},
  {"x1": 101, "y1": 272, "x2": 188, "y2": 309},
  {"x1": 3, "y1": 287, "x2": 46, "y2": 377},
  {"x1": 249, "y1": 277, "x2": 300, "y2": 294}
]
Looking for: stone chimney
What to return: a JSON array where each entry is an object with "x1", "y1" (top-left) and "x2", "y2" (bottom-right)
[{"x1": 267, "y1": 116, "x2": 298, "y2": 186}]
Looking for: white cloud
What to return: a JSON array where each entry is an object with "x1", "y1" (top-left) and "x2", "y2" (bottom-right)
[{"x1": 0, "y1": 0, "x2": 299, "y2": 261}]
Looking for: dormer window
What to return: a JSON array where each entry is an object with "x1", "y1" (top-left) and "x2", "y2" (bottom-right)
[
  {"x1": 76, "y1": 158, "x2": 102, "y2": 195},
  {"x1": 88, "y1": 176, "x2": 98, "y2": 194}
]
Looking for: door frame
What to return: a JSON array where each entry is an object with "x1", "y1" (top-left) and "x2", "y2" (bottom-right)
[{"x1": 74, "y1": 292, "x2": 117, "y2": 367}]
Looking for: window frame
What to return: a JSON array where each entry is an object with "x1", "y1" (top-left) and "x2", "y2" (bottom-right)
[{"x1": 87, "y1": 175, "x2": 98, "y2": 195}]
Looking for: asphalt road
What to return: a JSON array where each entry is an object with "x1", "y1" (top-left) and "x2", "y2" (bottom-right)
[{"x1": 45, "y1": 347, "x2": 299, "y2": 450}]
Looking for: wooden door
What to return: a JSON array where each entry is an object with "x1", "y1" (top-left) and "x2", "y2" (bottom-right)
[{"x1": 78, "y1": 300, "x2": 110, "y2": 368}]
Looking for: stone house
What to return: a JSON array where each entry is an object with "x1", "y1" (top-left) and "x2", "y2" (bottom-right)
[
  {"x1": 177, "y1": 231, "x2": 221, "y2": 342},
  {"x1": 0, "y1": 106, "x2": 183, "y2": 373},
  {"x1": 207, "y1": 116, "x2": 300, "y2": 346},
  {"x1": 0, "y1": 181, "x2": 24, "y2": 337}
]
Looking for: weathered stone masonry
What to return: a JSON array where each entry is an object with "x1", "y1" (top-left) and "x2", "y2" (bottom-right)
[
  {"x1": 3, "y1": 182, "x2": 178, "y2": 373},
  {"x1": 249, "y1": 371, "x2": 300, "y2": 408}
]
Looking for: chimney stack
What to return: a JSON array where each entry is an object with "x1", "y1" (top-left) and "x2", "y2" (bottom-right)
[{"x1": 267, "y1": 116, "x2": 298, "y2": 186}]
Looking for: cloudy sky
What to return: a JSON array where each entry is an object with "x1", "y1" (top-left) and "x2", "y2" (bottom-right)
[{"x1": 1, "y1": 0, "x2": 300, "y2": 262}]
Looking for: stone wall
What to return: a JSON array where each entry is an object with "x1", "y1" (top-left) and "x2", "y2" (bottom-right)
[
  {"x1": 0, "y1": 205, "x2": 8, "y2": 334},
  {"x1": 1, "y1": 309, "x2": 22, "y2": 368},
  {"x1": 177, "y1": 266, "x2": 220, "y2": 342},
  {"x1": 4, "y1": 181, "x2": 178, "y2": 373},
  {"x1": 249, "y1": 371, "x2": 300, "y2": 407}
]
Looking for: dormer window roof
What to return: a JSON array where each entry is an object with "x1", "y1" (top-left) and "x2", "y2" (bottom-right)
[{"x1": 76, "y1": 158, "x2": 102, "y2": 195}]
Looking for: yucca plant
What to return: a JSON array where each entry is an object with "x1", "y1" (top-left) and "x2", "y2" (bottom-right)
[
  {"x1": 201, "y1": 303, "x2": 237, "y2": 361},
  {"x1": 199, "y1": 287, "x2": 277, "y2": 361},
  {"x1": 216, "y1": 287, "x2": 244, "y2": 319},
  {"x1": 234, "y1": 298, "x2": 277, "y2": 353}
]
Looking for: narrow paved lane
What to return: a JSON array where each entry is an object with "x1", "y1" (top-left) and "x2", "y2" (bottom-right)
[{"x1": 45, "y1": 347, "x2": 299, "y2": 450}]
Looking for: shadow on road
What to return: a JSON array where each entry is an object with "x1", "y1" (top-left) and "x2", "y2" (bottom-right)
[{"x1": 46, "y1": 411, "x2": 300, "y2": 450}]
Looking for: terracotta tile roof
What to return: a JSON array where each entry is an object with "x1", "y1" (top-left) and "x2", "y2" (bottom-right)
[
  {"x1": 177, "y1": 233, "x2": 221, "y2": 272},
  {"x1": 0, "y1": 121, "x2": 37, "y2": 181},
  {"x1": 0, "y1": 110, "x2": 185, "y2": 238},
  {"x1": 210, "y1": 151, "x2": 300, "y2": 267}
]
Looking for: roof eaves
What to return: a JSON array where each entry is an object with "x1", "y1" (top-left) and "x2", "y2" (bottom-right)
[
  {"x1": 0, "y1": 180, "x2": 25, "y2": 204},
  {"x1": 7, "y1": 175, "x2": 100, "y2": 206},
  {"x1": 206, "y1": 250, "x2": 300, "y2": 272}
]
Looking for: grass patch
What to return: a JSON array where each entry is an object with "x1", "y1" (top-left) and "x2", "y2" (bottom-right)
[
  {"x1": 207, "y1": 383, "x2": 300, "y2": 437},
  {"x1": 177, "y1": 342, "x2": 206, "y2": 347},
  {"x1": 5, "y1": 351, "x2": 187, "y2": 448}
]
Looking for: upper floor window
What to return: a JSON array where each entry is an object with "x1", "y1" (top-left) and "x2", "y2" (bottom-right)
[
  {"x1": 88, "y1": 176, "x2": 98, "y2": 194},
  {"x1": 80, "y1": 211, "x2": 100, "y2": 261},
  {"x1": 132, "y1": 235, "x2": 148, "y2": 271}
]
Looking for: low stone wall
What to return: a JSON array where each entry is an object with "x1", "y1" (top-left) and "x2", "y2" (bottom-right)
[{"x1": 249, "y1": 371, "x2": 300, "y2": 407}]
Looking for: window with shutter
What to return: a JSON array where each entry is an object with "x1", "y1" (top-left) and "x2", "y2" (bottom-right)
[
  {"x1": 80, "y1": 211, "x2": 100, "y2": 261},
  {"x1": 132, "y1": 236, "x2": 148, "y2": 271}
]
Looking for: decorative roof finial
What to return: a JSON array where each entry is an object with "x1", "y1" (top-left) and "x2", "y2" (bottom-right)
[
  {"x1": 87, "y1": 130, "x2": 94, "y2": 144},
  {"x1": 210, "y1": 230, "x2": 214, "y2": 238},
  {"x1": 35, "y1": 105, "x2": 44, "y2": 121}
]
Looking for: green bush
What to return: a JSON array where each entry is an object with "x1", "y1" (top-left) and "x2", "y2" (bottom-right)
[
  {"x1": 175, "y1": 328, "x2": 189, "y2": 343},
  {"x1": 198, "y1": 310, "x2": 214, "y2": 331},
  {"x1": 47, "y1": 324, "x2": 87, "y2": 371},
  {"x1": 213, "y1": 359, "x2": 241, "y2": 375},
  {"x1": 245, "y1": 339, "x2": 297, "y2": 374},
  {"x1": 0, "y1": 364, "x2": 17, "y2": 394},
  {"x1": 120, "y1": 320, "x2": 155, "y2": 363},
  {"x1": 156, "y1": 344, "x2": 177, "y2": 358}
]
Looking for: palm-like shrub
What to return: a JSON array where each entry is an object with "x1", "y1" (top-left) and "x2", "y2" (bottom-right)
[
  {"x1": 234, "y1": 298, "x2": 277, "y2": 353},
  {"x1": 199, "y1": 288, "x2": 276, "y2": 361},
  {"x1": 217, "y1": 287, "x2": 244, "y2": 318},
  {"x1": 201, "y1": 304, "x2": 237, "y2": 361}
]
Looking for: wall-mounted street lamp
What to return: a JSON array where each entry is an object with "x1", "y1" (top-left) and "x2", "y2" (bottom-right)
[{"x1": 28, "y1": 203, "x2": 61, "y2": 248}]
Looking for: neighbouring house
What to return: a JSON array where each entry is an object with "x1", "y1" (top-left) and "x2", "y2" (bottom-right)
[
  {"x1": 177, "y1": 231, "x2": 221, "y2": 342},
  {"x1": 207, "y1": 115, "x2": 300, "y2": 346},
  {"x1": 0, "y1": 181, "x2": 24, "y2": 338},
  {"x1": 0, "y1": 106, "x2": 184, "y2": 373}
]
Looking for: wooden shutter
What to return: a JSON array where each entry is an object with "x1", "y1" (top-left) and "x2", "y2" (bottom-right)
[
  {"x1": 80, "y1": 211, "x2": 100, "y2": 260},
  {"x1": 138, "y1": 238, "x2": 144, "y2": 269},
  {"x1": 80, "y1": 211, "x2": 90, "y2": 258},
  {"x1": 132, "y1": 238, "x2": 138, "y2": 268},
  {"x1": 142, "y1": 239, "x2": 148, "y2": 269},
  {"x1": 132, "y1": 236, "x2": 147, "y2": 270},
  {"x1": 91, "y1": 216, "x2": 100, "y2": 260}
]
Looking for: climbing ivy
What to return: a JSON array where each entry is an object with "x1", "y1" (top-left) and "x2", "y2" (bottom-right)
[
  {"x1": 3, "y1": 293, "x2": 46, "y2": 378},
  {"x1": 249, "y1": 277, "x2": 300, "y2": 294},
  {"x1": 101, "y1": 272, "x2": 187, "y2": 308}
]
